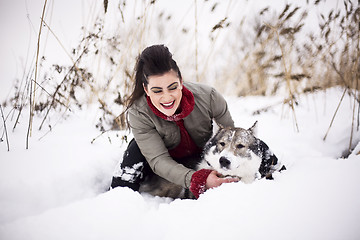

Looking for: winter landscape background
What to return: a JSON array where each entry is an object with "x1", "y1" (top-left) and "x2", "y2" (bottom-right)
[{"x1": 1, "y1": 0, "x2": 359, "y2": 239}]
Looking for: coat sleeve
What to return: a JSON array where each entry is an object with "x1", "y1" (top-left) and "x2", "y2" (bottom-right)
[
  {"x1": 128, "y1": 108, "x2": 195, "y2": 188},
  {"x1": 210, "y1": 88, "x2": 235, "y2": 128}
]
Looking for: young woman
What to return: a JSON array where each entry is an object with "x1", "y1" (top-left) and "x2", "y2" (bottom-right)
[{"x1": 111, "y1": 44, "x2": 238, "y2": 198}]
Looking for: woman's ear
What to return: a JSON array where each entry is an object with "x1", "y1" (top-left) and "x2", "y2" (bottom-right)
[
  {"x1": 143, "y1": 83, "x2": 149, "y2": 96},
  {"x1": 179, "y1": 79, "x2": 183, "y2": 90}
]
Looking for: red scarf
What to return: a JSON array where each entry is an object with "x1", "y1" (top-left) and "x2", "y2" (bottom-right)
[{"x1": 146, "y1": 86, "x2": 201, "y2": 159}]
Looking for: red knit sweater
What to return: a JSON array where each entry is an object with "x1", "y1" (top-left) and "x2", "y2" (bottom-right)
[
  {"x1": 146, "y1": 85, "x2": 201, "y2": 159},
  {"x1": 146, "y1": 85, "x2": 211, "y2": 198}
]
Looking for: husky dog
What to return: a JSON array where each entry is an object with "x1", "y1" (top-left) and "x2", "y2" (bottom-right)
[
  {"x1": 198, "y1": 121, "x2": 285, "y2": 184},
  {"x1": 139, "y1": 121, "x2": 285, "y2": 199}
]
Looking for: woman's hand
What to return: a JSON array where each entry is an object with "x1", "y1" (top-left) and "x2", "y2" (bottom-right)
[{"x1": 205, "y1": 170, "x2": 239, "y2": 189}]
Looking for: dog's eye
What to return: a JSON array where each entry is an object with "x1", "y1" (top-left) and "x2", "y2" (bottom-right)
[
  {"x1": 219, "y1": 142, "x2": 225, "y2": 147},
  {"x1": 236, "y1": 144, "x2": 245, "y2": 149}
]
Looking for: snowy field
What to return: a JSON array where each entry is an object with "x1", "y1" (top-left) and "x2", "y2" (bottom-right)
[{"x1": 1, "y1": 87, "x2": 359, "y2": 240}]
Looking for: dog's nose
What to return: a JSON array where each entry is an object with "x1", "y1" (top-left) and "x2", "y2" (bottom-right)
[{"x1": 219, "y1": 157, "x2": 231, "y2": 168}]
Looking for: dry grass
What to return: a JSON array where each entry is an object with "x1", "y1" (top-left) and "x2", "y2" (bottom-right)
[{"x1": 1, "y1": 0, "x2": 359, "y2": 152}]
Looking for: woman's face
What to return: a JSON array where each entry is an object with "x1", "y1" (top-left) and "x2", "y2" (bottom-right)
[{"x1": 144, "y1": 70, "x2": 183, "y2": 117}]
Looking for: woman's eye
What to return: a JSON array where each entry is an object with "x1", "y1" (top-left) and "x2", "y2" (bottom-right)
[
  {"x1": 152, "y1": 90, "x2": 162, "y2": 94},
  {"x1": 169, "y1": 86, "x2": 177, "y2": 91}
]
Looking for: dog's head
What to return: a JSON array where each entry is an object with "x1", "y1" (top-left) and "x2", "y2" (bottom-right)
[{"x1": 202, "y1": 121, "x2": 281, "y2": 183}]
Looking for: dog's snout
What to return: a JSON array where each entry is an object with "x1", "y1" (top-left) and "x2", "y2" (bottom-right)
[{"x1": 219, "y1": 156, "x2": 231, "y2": 168}]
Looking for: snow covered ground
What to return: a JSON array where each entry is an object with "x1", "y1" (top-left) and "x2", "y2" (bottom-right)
[
  {"x1": 1, "y1": 0, "x2": 358, "y2": 239},
  {"x1": 1, "y1": 87, "x2": 359, "y2": 240}
]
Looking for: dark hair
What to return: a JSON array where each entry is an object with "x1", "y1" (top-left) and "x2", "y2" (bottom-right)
[{"x1": 127, "y1": 44, "x2": 182, "y2": 108}]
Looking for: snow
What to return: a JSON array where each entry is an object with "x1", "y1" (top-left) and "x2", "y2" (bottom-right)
[
  {"x1": 1, "y1": 87, "x2": 359, "y2": 240},
  {"x1": 1, "y1": 0, "x2": 359, "y2": 239}
]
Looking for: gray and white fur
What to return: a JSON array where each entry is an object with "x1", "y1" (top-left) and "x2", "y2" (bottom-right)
[
  {"x1": 198, "y1": 121, "x2": 285, "y2": 183},
  {"x1": 140, "y1": 121, "x2": 285, "y2": 198}
]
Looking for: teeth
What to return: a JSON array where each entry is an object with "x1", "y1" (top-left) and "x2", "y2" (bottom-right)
[{"x1": 162, "y1": 101, "x2": 174, "y2": 107}]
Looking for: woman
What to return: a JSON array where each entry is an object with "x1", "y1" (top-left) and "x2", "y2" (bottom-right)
[{"x1": 111, "y1": 44, "x2": 237, "y2": 198}]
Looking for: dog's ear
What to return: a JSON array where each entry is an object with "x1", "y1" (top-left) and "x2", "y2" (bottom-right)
[
  {"x1": 248, "y1": 121, "x2": 258, "y2": 136},
  {"x1": 212, "y1": 121, "x2": 224, "y2": 135}
]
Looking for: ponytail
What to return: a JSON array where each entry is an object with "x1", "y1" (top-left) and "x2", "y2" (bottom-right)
[{"x1": 126, "y1": 44, "x2": 182, "y2": 109}]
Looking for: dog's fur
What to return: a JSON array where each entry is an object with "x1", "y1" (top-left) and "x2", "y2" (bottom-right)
[
  {"x1": 139, "y1": 121, "x2": 285, "y2": 199},
  {"x1": 199, "y1": 121, "x2": 285, "y2": 183}
]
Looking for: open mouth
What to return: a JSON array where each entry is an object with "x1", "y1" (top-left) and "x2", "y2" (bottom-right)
[{"x1": 161, "y1": 100, "x2": 175, "y2": 110}]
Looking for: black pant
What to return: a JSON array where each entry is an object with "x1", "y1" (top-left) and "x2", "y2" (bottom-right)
[
  {"x1": 111, "y1": 139, "x2": 152, "y2": 191},
  {"x1": 111, "y1": 139, "x2": 202, "y2": 191}
]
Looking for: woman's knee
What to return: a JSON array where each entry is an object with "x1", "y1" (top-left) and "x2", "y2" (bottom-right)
[{"x1": 111, "y1": 139, "x2": 151, "y2": 190}]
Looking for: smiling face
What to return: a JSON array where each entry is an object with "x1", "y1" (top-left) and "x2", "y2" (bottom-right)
[{"x1": 144, "y1": 70, "x2": 183, "y2": 116}]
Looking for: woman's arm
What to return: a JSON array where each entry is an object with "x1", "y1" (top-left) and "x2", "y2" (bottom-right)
[
  {"x1": 210, "y1": 88, "x2": 235, "y2": 128},
  {"x1": 128, "y1": 109, "x2": 194, "y2": 188}
]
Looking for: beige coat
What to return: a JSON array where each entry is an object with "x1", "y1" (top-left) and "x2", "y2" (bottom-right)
[{"x1": 128, "y1": 81, "x2": 234, "y2": 188}]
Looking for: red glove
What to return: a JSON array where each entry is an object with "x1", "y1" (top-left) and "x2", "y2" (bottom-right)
[{"x1": 190, "y1": 169, "x2": 212, "y2": 199}]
